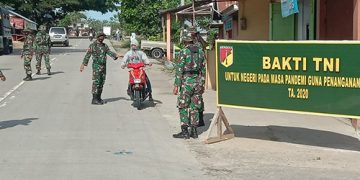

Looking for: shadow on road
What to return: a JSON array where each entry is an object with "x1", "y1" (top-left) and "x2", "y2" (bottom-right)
[
  {"x1": 33, "y1": 71, "x2": 64, "y2": 76},
  {"x1": 229, "y1": 125, "x2": 360, "y2": 151},
  {"x1": 104, "y1": 97, "x2": 124, "y2": 103},
  {"x1": 0, "y1": 118, "x2": 38, "y2": 130},
  {"x1": 49, "y1": 71, "x2": 65, "y2": 75},
  {"x1": 32, "y1": 77, "x2": 51, "y2": 81},
  {"x1": 138, "y1": 99, "x2": 162, "y2": 110},
  {"x1": 0, "y1": 68, "x2": 11, "y2": 71}
]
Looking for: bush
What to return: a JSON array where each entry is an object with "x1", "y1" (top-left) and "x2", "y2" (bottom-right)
[{"x1": 119, "y1": 39, "x2": 131, "y2": 48}]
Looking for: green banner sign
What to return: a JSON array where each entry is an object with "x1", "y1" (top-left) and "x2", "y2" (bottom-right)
[{"x1": 216, "y1": 40, "x2": 360, "y2": 118}]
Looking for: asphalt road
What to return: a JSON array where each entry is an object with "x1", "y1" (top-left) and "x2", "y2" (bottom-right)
[{"x1": 0, "y1": 39, "x2": 209, "y2": 180}]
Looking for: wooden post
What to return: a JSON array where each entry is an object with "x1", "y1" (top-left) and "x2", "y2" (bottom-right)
[
  {"x1": 351, "y1": 118, "x2": 360, "y2": 137},
  {"x1": 204, "y1": 107, "x2": 235, "y2": 144},
  {"x1": 166, "y1": 13, "x2": 171, "y2": 61}
]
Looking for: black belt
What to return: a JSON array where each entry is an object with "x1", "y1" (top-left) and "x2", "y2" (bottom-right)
[{"x1": 184, "y1": 71, "x2": 199, "y2": 75}]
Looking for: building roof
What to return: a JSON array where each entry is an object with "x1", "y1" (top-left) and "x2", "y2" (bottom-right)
[
  {"x1": 160, "y1": 1, "x2": 213, "y2": 15},
  {"x1": 8, "y1": 10, "x2": 37, "y2": 25}
]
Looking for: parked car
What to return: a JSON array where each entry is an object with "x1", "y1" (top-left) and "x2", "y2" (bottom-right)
[
  {"x1": 49, "y1": 27, "x2": 69, "y2": 47},
  {"x1": 141, "y1": 40, "x2": 180, "y2": 59}
]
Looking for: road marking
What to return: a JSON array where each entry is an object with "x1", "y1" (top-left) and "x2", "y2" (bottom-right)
[
  {"x1": 0, "y1": 57, "x2": 57, "y2": 105},
  {"x1": 0, "y1": 81, "x2": 25, "y2": 103}
]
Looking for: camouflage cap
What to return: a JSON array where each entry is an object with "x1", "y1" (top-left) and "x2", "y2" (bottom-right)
[{"x1": 96, "y1": 32, "x2": 106, "y2": 38}]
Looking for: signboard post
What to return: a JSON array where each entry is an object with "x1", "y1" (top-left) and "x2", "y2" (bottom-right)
[{"x1": 206, "y1": 40, "x2": 360, "y2": 143}]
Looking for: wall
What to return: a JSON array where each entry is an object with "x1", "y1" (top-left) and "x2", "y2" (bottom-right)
[
  {"x1": 218, "y1": 1, "x2": 238, "y2": 12},
  {"x1": 237, "y1": 0, "x2": 270, "y2": 40},
  {"x1": 354, "y1": 0, "x2": 360, "y2": 40},
  {"x1": 319, "y1": 0, "x2": 354, "y2": 40}
]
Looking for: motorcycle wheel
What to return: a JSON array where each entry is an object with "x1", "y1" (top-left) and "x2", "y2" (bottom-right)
[{"x1": 135, "y1": 90, "x2": 141, "y2": 110}]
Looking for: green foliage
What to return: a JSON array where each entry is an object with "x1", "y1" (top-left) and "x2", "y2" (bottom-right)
[
  {"x1": 148, "y1": 34, "x2": 162, "y2": 41},
  {"x1": 195, "y1": 17, "x2": 212, "y2": 31},
  {"x1": 118, "y1": 0, "x2": 182, "y2": 38},
  {"x1": 87, "y1": 16, "x2": 121, "y2": 34},
  {"x1": 171, "y1": 21, "x2": 182, "y2": 47},
  {"x1": 0, "y1": 0, "x2": 120, "y2": 26},
  {"x1": 58, "y1": 12, "x2": 86, "y2": 27},
  {"x1": 119, "y1": 0, "x2": 161, "y2": 37}
]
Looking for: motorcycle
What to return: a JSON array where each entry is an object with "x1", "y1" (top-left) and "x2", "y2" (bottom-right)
[
  {"x1": 89, "y1": 33, "x2": 94, "y2": 41},
  {"x1": 127, "y1": 62, "x2": 150, "y2": 110}
]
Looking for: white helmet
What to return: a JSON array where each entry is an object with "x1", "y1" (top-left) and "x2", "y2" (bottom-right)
[{"x1": 130, "y1": 39, "x2": 139, "y2": 47}]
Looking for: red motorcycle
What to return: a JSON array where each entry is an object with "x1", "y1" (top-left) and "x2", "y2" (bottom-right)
[{"x1": 127, "y1": 62, "x2": 150, "y2": 110}]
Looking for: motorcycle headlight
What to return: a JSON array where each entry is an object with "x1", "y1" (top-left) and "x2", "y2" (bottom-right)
[{"x1": 134, "y1": 79, "x2": 141, "y2": 83}]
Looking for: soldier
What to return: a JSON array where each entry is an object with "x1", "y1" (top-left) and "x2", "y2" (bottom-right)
[
  {"x1": 0, "y1": 70, "x2": 6, "y2": 81},
  {"x1": 173, "y1": 30, "x2": 206, "y2": 139},
  {"x1": 121, "y1": 39, "x2": 153, "y2": 101},
  {"x1": 21, "y1": 28, "x2": 35, "y2": 81},
  {"x1": 189, "y1": 27, "x2": 206, "y2": 127},
  {"x1": 35, "y1": 25, "x2": 52, "y2": 75},
  {"x1": 80, "y1": 32, "x2": 119, "y2": 105}
]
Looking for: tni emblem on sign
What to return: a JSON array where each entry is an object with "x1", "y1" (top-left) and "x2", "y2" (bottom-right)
[{"x1": 220, "y1": 46, "x2": 233, "y2": 67}]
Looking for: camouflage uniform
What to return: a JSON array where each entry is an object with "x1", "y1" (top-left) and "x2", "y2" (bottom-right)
[
  {"x1": 82, "y1": 39, "x2": 118, "y2": 101},
  {"x1": 22, "y1": 30, "x2": 35, "y2": 78},
  {"x1": 35, "y1": 25, "x2": 51, "y2": 73},
  {"x1": 173, "y1": 32, "x2": 206, "y2": 138},
  {"x1": 175, "y1": 45, "x2": 206, "y2": 126}
]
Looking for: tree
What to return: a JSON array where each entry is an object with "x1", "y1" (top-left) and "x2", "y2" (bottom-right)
[
  {"x1": 0, "y1": 0, "x2": 120, "y2": 26},
  {"x1": 58, "y1": 12, "x2": 87, "y2": 27},
  {"x1": 118, "y1": 0, "x2": 183, "y2": 38}
]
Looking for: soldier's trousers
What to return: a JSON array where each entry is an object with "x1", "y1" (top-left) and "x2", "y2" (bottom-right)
[
  {"x1": 177, "y1": 82, "x2": 204, "y2": 126},
  {"x1": 36, "y1": 49, "x2": 51, "y2": 70},
  {"x1": 92, "y1": 63, "x2": 106, "y2": 95},
  {"x1": 23, "y1": 54, "x2": 33, "y2": 75}
]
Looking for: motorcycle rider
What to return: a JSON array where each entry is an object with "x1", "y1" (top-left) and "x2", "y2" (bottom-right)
[
  {"x1": 121, "y1": 39, "x2": 153, "y2": 101},
  {"x1": 89, "y1": 27, "x2": 95, "y2": 41}
]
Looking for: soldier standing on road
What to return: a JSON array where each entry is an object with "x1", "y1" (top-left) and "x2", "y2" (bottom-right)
[
  {"x1": 21, "y1": 28, "x2": 35, "y2": 81},
  {"x1": 189, "y1": 27, "x2": 206, "y2": 127},
  {"x1": 80, "y1": 33, "x2": 119, "y2": 105},
  {"x1": 0, "y1": 70, "x2": 6, "y2": 81},
  {"x1": 173, "y1": 30, "x2": 206, "y2": 139},
  {"x1": 35, "y1": 25, "x2": 52, "y2": 75}
]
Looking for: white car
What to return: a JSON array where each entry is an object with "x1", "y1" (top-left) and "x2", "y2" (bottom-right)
[{"x1": 49, "y1": 27, "x2": 69, "y2": 47}]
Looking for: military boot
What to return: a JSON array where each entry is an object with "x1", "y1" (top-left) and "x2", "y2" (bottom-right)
[
  {"x1": 23, "y1": 74, "x2": 32, "y2": 81},
  {"x1": 190, "y1": 126, "x2": 198, "y2": 139},
  {"x1": 173, "y1": 125, "x2": 190, "y2": 139},
  {"x1": 91, "y1": 94, "x2": 103, "y2": 105},
  {"x1": 98, "y1": 93, "x2": 106, "y2": 104},
  {"x1": 47, "y1": 69, "x2": 51, "y2": 75},
  {"x1": 36, "y1": 69, "x2": 41, "y2": 75}
]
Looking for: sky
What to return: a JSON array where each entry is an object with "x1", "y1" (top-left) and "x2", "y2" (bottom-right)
[{"x1": 85, "y1": 10, "x2": 118, "y2": 20}]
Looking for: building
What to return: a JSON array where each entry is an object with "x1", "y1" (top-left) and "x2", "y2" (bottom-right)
[{"x1": 9, "y1": 10, "x2": 37, "y2": 41}]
